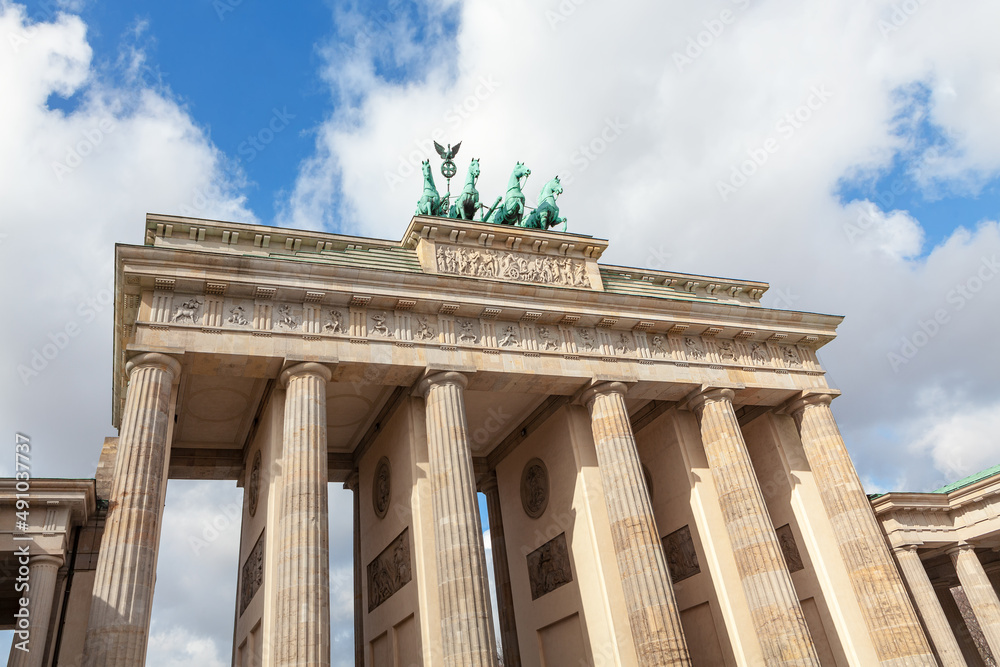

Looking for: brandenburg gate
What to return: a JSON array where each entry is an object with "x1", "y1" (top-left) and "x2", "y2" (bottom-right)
[{"x1": 47, "y1": 210, "x2": 943, "y2": 665}]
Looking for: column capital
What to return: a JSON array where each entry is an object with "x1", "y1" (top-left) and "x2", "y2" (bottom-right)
[
  {"x1": 417, "y1": 370, "x2": 469, "y2": 397},
  {"x1": 681, "y1": 386, "x2": 736, "y2": 414},
  {"x1": 30, "y1": 553, "x2": 65, "y2": 568},
  {"x1": 279, "y1": 361, "x2": 333, "y2": 387},
  {"x1": 578, "y1": 380, "x2": 629, "y2": 410},
  {"x1": 477, "y1": 470, "x2": 498, "y2": 495},
  {"x1": 892, "y1": 543, "x2": 921, "y2": 554},
  {"x1": 781, "y1": 390, "x2": 840, "y2": 417},
  {"x1": 946, "y1": 541, "x2": 977, "y2": 557},
  {"x1": 343, "y1": 470, "x2": 360, "y2": 493},
  {"x1": 125, "y1": 352, "x2": 182, "y2": 383}
]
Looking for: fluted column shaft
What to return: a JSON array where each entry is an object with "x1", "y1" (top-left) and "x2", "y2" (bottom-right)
[
  {"x1": 949, "y1": 544, "x2": 1000, "y2": 657},
  {"x1": 84, "y1": 352, "x2": 180, "y2": 666},
  {"x1": 9, "y1": 554, "x2": 64, "y2": 667},
  {"x1": 419, "y1": 371, "x2": 497, "y2": 667},
  {"x1": 690, "y1": 388, "x2": 819, "y2": 666},
  {"x1": 892, "y1": 545, "x2": 965, "y2": 666},
  {"x1": 583, "y1": 382, "x2": 691, "y2": 667},
  {"x1": 790, "y1": 394, "x2": 936, "y2": 665},
  {"x1": 344, "y1": 471, "x2": 364, "y2": 667},
  {"x1": 275, "y1": 362, "x2": 333, "y2": 667},
  {"x1": 480, "y1": 472, "x2": 521, "y2": 667}
]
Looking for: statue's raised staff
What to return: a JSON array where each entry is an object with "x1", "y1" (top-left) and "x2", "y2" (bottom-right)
[
  {"x1": 487, "y1": 161, "x2": 531, "y2": 226},
  {"x1": 448, "y1": 158, "x2": 480, "y2": 220},
  {"x1": 521, "y1": 175, "x2": 567, "y2": 231},
  {"x1": 415, "y1": 159, "x2": 447, "y2": 217}
]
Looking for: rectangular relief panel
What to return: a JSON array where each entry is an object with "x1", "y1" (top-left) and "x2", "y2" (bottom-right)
[
  {"x1": 663, "y1": 525, "x2": 700, "y2": 583},
  {"x1": 239, "y1": 529, "x2": 265, "y2": 616},
  {"x1": 368, "y1": 527, "x2": 412, "y2": 612},
  {"x1": 776, "y1": 523, "x2": 805, "y2": 573},
  {"x1": 527, "y1": 532, "x2": 573, "y2": 600}
]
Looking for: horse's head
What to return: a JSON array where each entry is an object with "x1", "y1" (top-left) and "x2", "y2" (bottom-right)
[
  {"x1": 469, "y1": 158, "x2": 480, "y2": 178},
  {"x1": 513, "y1": 161, "x2": 531, "y2": 180},
  {"x1": 548, "y1": 176, "x2": 563, "y2": 198},
  {"x1": 421, "y1": 159, "x2": 432, "y2": 178}
]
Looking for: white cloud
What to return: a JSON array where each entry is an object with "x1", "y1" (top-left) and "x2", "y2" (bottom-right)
[
  {"x1": 0, "y1": 2, "x2": 253, "y2": 478},
  {"x1": 279, "y1": 0, "x2": 1000, "y2": 493},
  {"x1": 147, "y1": 626, "x2": 228, "y2": 667}
]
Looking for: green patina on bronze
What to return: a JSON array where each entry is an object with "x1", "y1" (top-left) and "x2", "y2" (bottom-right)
[
  {"x1": 520, "y1": 175, "x2": 567, "y2": 231},
  {"x1": 415, "y1": 159, "x2": 449, "y2": 217},
  {"x1": 416, "y1": 146, "x2": 568, "y2": 230},
  {"x1": 448, "y1": 158, "x2": 480, "y2": 220},
  {"x1": 487, "y1": 161, "x2": 531, "y2": 226}
]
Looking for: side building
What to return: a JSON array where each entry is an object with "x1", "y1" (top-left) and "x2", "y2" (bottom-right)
[{"x1": 875, "y1": 465, "x2": 1000, "y2": 667}]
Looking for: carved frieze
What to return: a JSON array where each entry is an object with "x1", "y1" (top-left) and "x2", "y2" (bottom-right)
[
  {"x1": 781, "y1": 345, "x2": 802, "y2": 367},
  {"x1": 457, "y1": 318, "x2": 479, "y2": 344},
  {"x1": 498, "y1": 324, "x2": 520, "y2": 348},
  {"x1": 369, "y1": 311, "x2": 393, "y2": 338},
  {"x1": 435, "y1": 245, "x2": 591, "y2": 288},
  {"x1": 717, "y1": 339, "x2": 738, "y2": 362},
  {"x1": 414, "y1": 316, "x2": 436, "y2": 341},
  {"x1": 749, "y1": 342, "x2": 770, "y2": 365},
  {"x1": 663, "y1": 525, "x2": 700, "y2": 583},
  {"x1": 275, "y1": 304, "x2": 299, "y2": 330},
  {"x1": 576, "y1": 328, "x2": 598, "y2": 353},
  {"x1": 776, "y1": 524, "x2": 804, "y2": 573},
  {"x1": 368, "y1": 528, "x2": 412, "y2": 611},
  {"x1": 240, "y1": 529, "x2": 265, "y2": 615},
  {"x1": 650, "y1": 334, "x2": 668, "y2": 357},
  {"x1": 171, "y1": 298, "x2": 202, "y2": 324},
  {"x1": 536, "y1": 326, "x2": 560, "y2": 351},
  {"x1": 614, "y1": 332, "x2": 634, "y2": 355},
  {"x1": 521, "y1": 458, "x2": 549, "y2": 519},
  {"x1": 227, "y1": 305, "x2": 249, "y2": 326},
  {"x1": 373, "y1": 457, "x2": 391, "y2": 519},
  {"x1": 324, "y1": 310, "x2": 346, "y2": 334},
  {"x1": 683, "y1": 337, "x2": 706, "y2": 360},
  {"x1": 136, "y1": 292, "x2": 821, "y2": 376},
  {"x1": 527, "y1": 532, "x2": 573, "y2": 600}
]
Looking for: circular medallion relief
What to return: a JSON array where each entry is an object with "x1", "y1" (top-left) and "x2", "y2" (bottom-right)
[
  {"x1": 248, "y1": 450, "x2": 262, "y2": 518},
  {"x1": 521, "y1": 458, "x2": 549, "y2": 519},
  {"x1": 373, "y1": 457, "x2": 391, "y2": 519}
]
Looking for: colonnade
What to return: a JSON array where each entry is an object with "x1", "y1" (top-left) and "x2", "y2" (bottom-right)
[{"x1": 79, "y1": 353, "x2": 935, "y2": 666}]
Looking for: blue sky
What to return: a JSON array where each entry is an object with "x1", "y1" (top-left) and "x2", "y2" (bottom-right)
[{"x1": 31, "y1": 0, "x2": 463, "y2": 223}]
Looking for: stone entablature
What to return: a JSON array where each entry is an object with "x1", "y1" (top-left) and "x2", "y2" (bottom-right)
[
  {"x1": 873, "y1": 476, "x2": 1000, "y2": 550},
  {"x1": 116, "y1": 214, "x2": 841, "y2": 427}
]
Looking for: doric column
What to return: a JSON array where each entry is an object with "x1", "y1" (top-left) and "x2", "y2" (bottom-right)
[
  {"x1": 418, "y1": 371, "x2": 497, "y2": 667},
  {"x1": 581, "y1": 381, "x2": 691, "y2": 667},
  {"x1": 893, "y1": 545, "x2": 965, "y2": 666},
  {"x1": 275, "y1": 362, "x2": 333, "y2": 667},
  {"x1": 789, "y1": 393, "x2": 935, "y2": 665},
  {"x1": 344, "y1": 471, "x2": 364, "y2": 667},
  {"x1": 479, "y1": 471, "x2": 521, "y2": 667},
  {"x1": 948, "y1": 543, "x2": 1000, "y2": 657},
  {"x1": 8, "y1": 554, "x2": 64, "y2": 667},
  {"x1": 84, "y1": 352, "x2": 180, "y2": 666},
  {"x1": 688, "y1": 388, "x2": 820, "y2": 666}
]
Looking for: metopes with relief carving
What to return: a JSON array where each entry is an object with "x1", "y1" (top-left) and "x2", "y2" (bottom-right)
[
  {"x1": 435, "y1": 245, "x2": 591, "y2": 288},
  {"x1": 145, "y1": 292, "x2": 817, "y2": 369}
]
